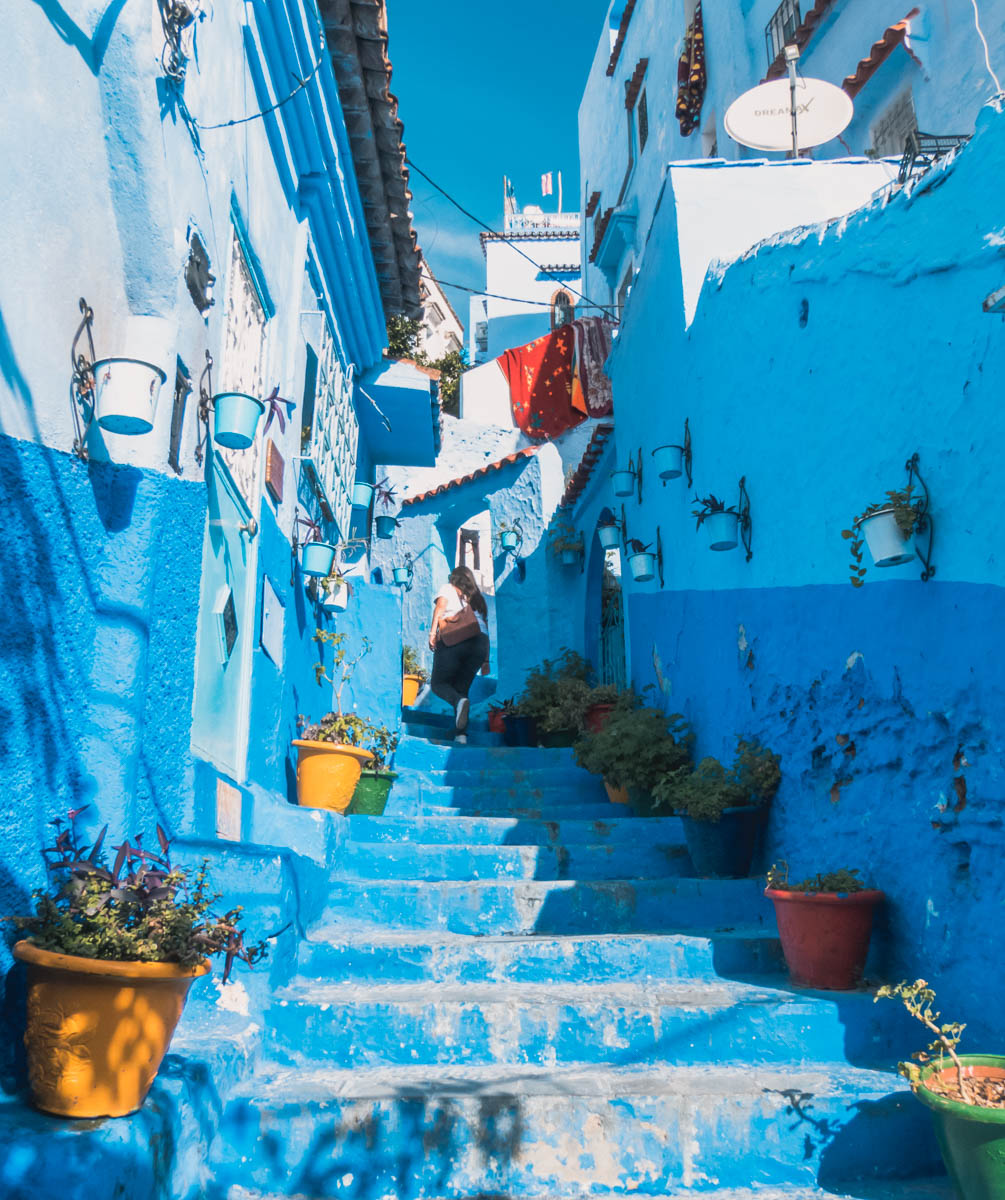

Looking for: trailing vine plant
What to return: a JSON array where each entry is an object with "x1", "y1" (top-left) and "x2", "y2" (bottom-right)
[{"x1": 841, "y1": 486, "x2": 922, "y2": 587}]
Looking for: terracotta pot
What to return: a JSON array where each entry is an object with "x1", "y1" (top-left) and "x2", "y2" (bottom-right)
[
  {"x1": 292, "y1": 739, "x2": 374, "y2": 812},
  {"x1": 585, "y1": 703, "x2": 615, "y2": 734},
  {"x1": 765, "y1": 887, "x2": 884, "y2": 989},
  {"x1": 917, "y1": 1056, "x2": 1005, "y2": 1200},
  {"x1": 488, "y1": 709, "x2": 506, "y2": 734},
  {"x1": 402, "y1": 674, "x2": 423, "y2": 707},
  {"x1": 604, "y1": 779, "x2": 629, "y2": 805},
  {"x1": 13, "y1": 940, "x2": 209, "y2": 1118}
]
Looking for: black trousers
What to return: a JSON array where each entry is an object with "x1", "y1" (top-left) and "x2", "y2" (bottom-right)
[{"x1": 431, "y1": 633, "x2": 489, "y2": 711}]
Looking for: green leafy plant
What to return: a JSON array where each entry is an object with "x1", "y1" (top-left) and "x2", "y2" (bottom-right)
[
  {"x1": 626, "y1": 538, "x2": 651, "y2": 555},
  {"x1": 384, "y1": 316, "x2": 467, "y2": 417},
  {"x1": 842, "y1": 486, "x2": 922, "y2": 587},
  {"x1": 656, "y1": 738, "x2": 780, "y2": 822},
  {"x1": 518, "y1": 650, "x2": 590, "y2": 727},
  {"x1": 692, "y1": 494, "x2": 738, "y2": 530},
  {"x1": 296, "y1": 711, "x2": 398, "y2": 768},
  {"x1": 313, "y1": 629, "x2": 372, "y2": 714},
  {"x1": 320, "y1": 571, "x2": 352, "y2": 602},
  {"x1": 549, "y1": 521, "x2": 584, "y2": 558},
  {"x1": 402, "y1": 644, "x2": 429, "y2": 684},
  {"x1": 874, "y1": 980, "x2": 1005, "y2": 1107},
  {"x1": 574, "y1": 706, "x2": 693, "y2": 793},
  {"x1": 765, "y1": 861, "x2": 865, "y2": 893},
  {"x1": 13, "y1": 809, "x2": 267, "y2": 981}
]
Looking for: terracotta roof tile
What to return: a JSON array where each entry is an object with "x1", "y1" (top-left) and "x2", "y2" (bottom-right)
[
  {"x1": 842, "y1": 8, "x2": 922, "y2": 100},
  {"x1": 585, "y1": 190, "x2": 601, "y2": 218},
  {"x1": 589, "y1": 207, "x2": 614, "y2": 264},
  {"x1": 606, "y1": 0, "x2": 638, "y2": 77},
  {"x1": 400, "y1": 447, "x2": 539, "y2": 508},
  {"x1": 385, "y1": 355, "x2": 441, "y2": 380},
  {"x1": 558, "y1": 423, "x2": 615, "y2": 509},
  {"x1": 624, "y1": 58, "x2": 649, "y2": 110}
]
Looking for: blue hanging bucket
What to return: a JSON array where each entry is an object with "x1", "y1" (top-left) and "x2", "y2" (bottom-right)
[
  {"x1": 302, "y1": 542, "x2": 337, "y2": 577},
  {"x1": 500, "y1": 530, "x2": 519, "y2": 551},
  {"x1": 597, "y1": 524, "x2": 620, "y2": 550},
  {"x1": 212, "y1": 393, "x2": 264, "y2": 449},
  {"x1": 375, "y1": 515, "x2": 397, "y2": 540},
  {"x1": 392, "y1": 566, "x2": 410, "y2": 585},
  {"x1": 352, "y1": 482, "x2": 375, "y2": 508}
]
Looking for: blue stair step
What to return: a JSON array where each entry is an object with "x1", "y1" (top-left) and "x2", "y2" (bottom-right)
[
  {"x1": 296, "y1": 928, "x2": 785, "y2": 984},
  {"x1": 222, "y1": 1183, "x2": 955, "y2": 1200},
  {"x1": 263, "y1": 977, "x2": 919, "y2": 1069},
  {"x1": 311, "y1": 876, "x2": 773, "y2": 935},
  {"x1": 428, "y1": 765, "x2": 601, "y2": 788},
  {"x1": 337, "y1": 841, "x2": 690, "y2": 881},
  {"x1": 211, "y1": 1063, "x2": 942, "y2": 1197},
  {"x1": 344, "y1": 813, "x2": 686, "y2": 846},
  {"x1": 393, "y1": 738, "x2": 581, "y2": 770},
  {"x1": 422, "y1": 802, "x2": 634, "y2": 820},
  {"x1": 417, "y1": 782, "x2": 608, "y2": 807}
]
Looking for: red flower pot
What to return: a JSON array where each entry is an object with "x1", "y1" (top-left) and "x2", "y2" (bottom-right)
[
  {"x1": 765, "y1": 887, "x2": 884, "y2": 990},
  {"x1": 488, "y1": 709, "x2": 505, "y2": 734},
  {"x1": 585, "y1": 703, "x2": 615, "y2": 734}
]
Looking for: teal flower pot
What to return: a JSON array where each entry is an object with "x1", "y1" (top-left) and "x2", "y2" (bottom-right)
[
  {"x1": 352, "y1": 482, "x2": 374, "y2": 508},
  {"x1": 500, "y1": 530, "x2": 519, "y2": 551},
  {"x1": 628, "y1": 552, "x2": 655, "y2": 582},
  {"x1": 705, "y1": 511, "x2": 739, "y2": 551},
  {"x1": 212, "y1": 392, "x2": 264, "y2": 449},
  {"x1": 611, "y1": 470, "x2": 635, "y2": 497},
  {"x1": 597, "y1": 524, "x2": 620, "y2": 550},
  {"x1": 375, "y1": 515, "x2": 397, "y2": 540},
  {"x1": 392, "y1": 566, "x2": 410, "y2": 585},
  {"x1": 301, "y1": 542, "x2": 336, "y2": 577},
  {"x1": 652, "y1": 444, "x2": 684, "y2": 480}
]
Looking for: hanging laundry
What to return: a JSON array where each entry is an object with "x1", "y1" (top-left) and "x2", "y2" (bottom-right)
[
  {"x1": 500, "y1": 324, "x2": 583, "y2": 440},
  {"x1": 675, "y1": 0, "x2": 706, "y2": 137},
  {"x1": 571, "y1": 318, "x2": 614, "y2": 418}
]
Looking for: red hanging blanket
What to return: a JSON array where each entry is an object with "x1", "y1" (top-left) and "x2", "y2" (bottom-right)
[{"x1": 500, "y1": 324, "x2": 584, "y2": 439}]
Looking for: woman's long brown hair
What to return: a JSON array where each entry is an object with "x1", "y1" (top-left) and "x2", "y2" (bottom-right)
[{"x1": 449, "y1": 566, "x2": 488, "y2": 619}]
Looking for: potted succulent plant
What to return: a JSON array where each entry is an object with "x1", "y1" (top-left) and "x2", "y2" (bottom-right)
[
  {"x1": 655, "y1": 738, "x2": 780, "y2": 877},
  {"x1": 293, "y1": 631, "x2": 375, "y2": 811},
  {"x1": 626, "y1": 538, "x2": 655, "y2": 582},
  {"x1": 401, "y1": 644, "x2": 428, "y2": 707},
  {"x1": 91, "y1": 357, "x2": 167, "y2": 435},
  {"x1": 320, "y1": 571, "x2": 352, "y2": 611},
  {"x1": 12, "y1": 809, "x2": 265, "y2": 1118},
  {"x1": 297, "y1": 516, "x2": 337, "y2": 578},
  {"x1": 877, "y1": 980, "x2": 1005, "y2": 1200},
  {"x1": 211, "y1": 391, "x2": 265, "y2": 449},
  {"x1": 765, "y1": 863, "x2": 884, "y2": 989},
  {"x1": 350, "y1": 722, "x2": 400, "y2": 815},
  {"x1": 550, "y1": 522, "x2": 584, "y2": 567},
  {"x1": 574, "y1": 704, "x2": 692, "y2": 809},
  {"x1": 842, "y1": 486, "x2": 923, "y2": 584},
  {"x1": 693, "y1": 494, "x2": 739, "y2": 551},
  {"x1": 374, "y1": 478, "x2": 399, "y2": 540}
]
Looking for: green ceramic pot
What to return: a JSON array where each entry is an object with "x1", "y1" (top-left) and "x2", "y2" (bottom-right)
[
  {"x1": 916, "y1": 1055, "x2": 1005, "y2": 1200},
  {"x1": 349, "y1": 771, "x2": 397, "y2": 816}
]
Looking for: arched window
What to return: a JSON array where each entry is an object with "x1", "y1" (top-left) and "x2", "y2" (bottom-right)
[{"x1": 551, "y1": 290, "x2": 573, "y2": 330}]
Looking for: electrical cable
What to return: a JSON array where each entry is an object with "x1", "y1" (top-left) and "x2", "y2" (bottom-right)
[
  {"x1": 198, "y1": 36, "x2": 326, "y2": 130},
  {"x1": 421, "y1": 272, "x2": 598, "y2": 312},
  {"x1": 406, "y1": 158, "x2": 618, "y2": 320},
  {"x1": 970, "y1": 0, "x2": 1003, "y2": 95}
]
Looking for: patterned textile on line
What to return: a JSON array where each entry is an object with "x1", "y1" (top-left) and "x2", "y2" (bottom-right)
[
  {"x1": 571, "y1": 318, "x2": 614, "y2": 418},
  {"x1": 675, "y1": 0, "x2": 706, "y2": 136}
]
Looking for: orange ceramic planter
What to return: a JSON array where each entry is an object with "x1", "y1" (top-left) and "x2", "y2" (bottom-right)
[
  {"x1": 293, "y1": 739, "x2": 374, "y2": 812},
  {"x1": 604, "y1": 779, "x2": 630, "y2": 805},
  {"x1": 402, "y1": 674, "x2": 423, "y2": 708},
  {"x1": 13, "y1": 940, "x2": 209, "y2": 1118}
]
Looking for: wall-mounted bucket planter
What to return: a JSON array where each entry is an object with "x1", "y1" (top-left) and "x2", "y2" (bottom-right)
[
  {"x1": 352, "y1": 482, "x2": 374, "y2": 509},
  {"x1": 375, "y1": 515, "x2": 397, "y2": 540},
  {"x1": 859, "y1": 508, "x2": 916, "y2": 567},
  {"x1": 292, "y1": 739, "x2": 374, "y2": 813},
  {"x1": 301, "y1": 541, "x2": 337, "y2": 578},
  {"x1": 392, "y1": 566, "x2": 410, "y2": 585},
  {"x1": 560, "y1": 548, "x2": 579, "y2": 566},
  {"x1": 628, "y1": 552, "x2": 655, "y2": 582},
  {"x1": 611, "y1": 470, "x2": 635, "y2": 498},
  {"x1": 500, "y1": 530, "x2": 520, "y2": 552},
  {"x1": 212, "y1": 392, "x2": 264, "y2": 450},
  {"x1": 91, "y1": 358, "x2": 166, "y2": 435},
  {"x1": 766, "y1": 887, "x2": 884, "y2": 990},
  {"x1": 705, "y1": 511, "x2": 739, "y2": 552},
  {"x1": 652, "y1": 444, "x2": 684, "y2": 480},
  {"x1": 597, "y1": 524, "x2": 620, "y2": 551},
  {"x1": 915, "y1": 1055, "x2": 1005, "y2": 1200},
  {"x1": 321, "y1": 580, "x2": 349, "y2": 611}
]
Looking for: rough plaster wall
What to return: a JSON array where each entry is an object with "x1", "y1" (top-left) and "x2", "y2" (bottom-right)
[{"x1": 614, "y1": 106, "x2": 1005, "y2": 1046}]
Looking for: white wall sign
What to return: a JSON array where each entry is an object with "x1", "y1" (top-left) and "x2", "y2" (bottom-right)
[
  {"x1": 724, "y1": 78, "x2": 853, "y2": 152},
  {"x1": 260, "y1": 574, "x2": 285, "y2": 666}
]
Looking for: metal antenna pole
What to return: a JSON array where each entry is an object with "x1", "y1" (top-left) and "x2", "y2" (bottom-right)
[{"x1": 784, "y1": 43, "x2": 800, "y2": 157}]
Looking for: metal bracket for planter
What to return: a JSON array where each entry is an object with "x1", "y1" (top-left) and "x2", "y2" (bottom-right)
[
  {"x1": 69, "y1": 297, "x2": 97, "y2": 461},
  {"x1": 656, "y1": 525, "x2": 665, "y2": 588},
  {"x1": 620, "y1": 504, "x2": 629, "y2": 555},
  {"x1": 652, "y1": 418, "x2": 694, "y2": 488},
  {"x1": 631, "y1": 447, "x2": 644, "y2": 502},
  {"x1": 905, "y1": 452, "x2": 936, "y2": 581},
  {"x1": 194, "y1": 349, "x2": 213, "y2": 466},
  {"x1": 738, "y1": 476, "x2": 753, "y2": 562}
]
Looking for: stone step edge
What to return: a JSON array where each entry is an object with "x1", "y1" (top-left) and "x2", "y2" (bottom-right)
[
  {"x1": 225, "y1": 1185, "x2": 953, "y2": 1200},
  {"x1": 301, "y1": 926, "x2": 778, "y2": 947}
]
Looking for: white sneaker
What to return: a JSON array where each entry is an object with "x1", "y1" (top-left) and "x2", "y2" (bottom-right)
[
  {"x1": 454, "y1": 733, "x2": 468, "y2": 745},
  {"x1": 455, "y1": 697, "x2": 469, "y2": 732}
]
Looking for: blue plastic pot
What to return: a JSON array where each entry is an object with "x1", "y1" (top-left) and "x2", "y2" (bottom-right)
[
  {"x1": 392, "y1": 566, "x2": 410, "y2": 585},
  {"x1": 611, "y1": 470, "x2": 635, "y2": 498},
  {"x1": 561, "y1": 548, "x2": 579, "y2": 566},
  {"x1": 652, "y1": 444, "x2": 684, "y2": 480},
  {"x1": 628, "y1": 552, "x2": 655, "y2": 582},
  {"x1": 500, "y1": 530, "x2": 519, "y2": 552},
  {"x1": 503, "y1": 715, "x2": 537, "y2": 747},
  {"x1": 212, "y1": 392, "x2": 264, "y2": 449},
  {"x1": 352, "y1": 482, "x2": 374, "y2": 509},
  {"x1": 375, "y1": 515, "x2": 397, "y2": 540},
  {"x1": 597, "y1": 524, "x2": 620, "y2": 550},
  {"x1": 301, "y1": 541, "x2": 337, "y2": 578},
  {"x1": 682, "y1": 806, "x2": 765, "y2": 878},
  {"x1": 705, "y1": 511, "x2": 739, "y2": 552}
]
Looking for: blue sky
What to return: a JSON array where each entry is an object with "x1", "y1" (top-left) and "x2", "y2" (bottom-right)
[{"x1": 385, "y1": 0, "x2": 611, "y2": 334}]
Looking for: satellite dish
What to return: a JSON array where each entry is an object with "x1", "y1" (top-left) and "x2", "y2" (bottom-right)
[{"x1": 724, "y1": 77, "x2": 853, "y2": 152}]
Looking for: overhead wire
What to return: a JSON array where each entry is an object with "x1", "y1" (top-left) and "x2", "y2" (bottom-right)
[
  {"x1": 406, "y1": 157, "x2": 617, "y2": 320},
  {"x1": 420, "y1": 272, "x2": 599, "y2": 311},
  {"x1": 969, "y1": 0, "x2": 1003, "y2": 96},
  {"x1": 198, "y1": 35, "x2": 326, "y2": 130}
]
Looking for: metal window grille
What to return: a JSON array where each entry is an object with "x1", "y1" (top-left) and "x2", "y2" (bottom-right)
[
  {"x1": 872, "y1": 90, "x2": 918, "y2": 159},
  {"x1": 765, "y1": 0, "x2": 801, "y2": 66},
  {"x1": 637, "y1": 89, "x2": 649, "y2": 152},
  {"x1": 306, "y1": 317, "x2": 358, "y2": 540}
]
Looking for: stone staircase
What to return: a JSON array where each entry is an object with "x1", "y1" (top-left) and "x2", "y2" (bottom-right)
[{"x1": 206, "y1": 722, "x2": 952, "y2": 1199}]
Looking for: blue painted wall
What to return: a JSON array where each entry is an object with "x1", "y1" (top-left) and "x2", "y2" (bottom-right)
[{"x1": 607, "y1": 104, "x2": 1005, "y2": 1046}]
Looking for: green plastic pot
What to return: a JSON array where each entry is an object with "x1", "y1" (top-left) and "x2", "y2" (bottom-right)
[
  {"x1": 538, "y1": 728, "x2": 576, "y2": 749},
  {"x1": 916, "y1": 1055, "x2": 1005, "y2": 1200},
  {"x1": 349, "y1": 771, "x2": 397, "y2": 816}
]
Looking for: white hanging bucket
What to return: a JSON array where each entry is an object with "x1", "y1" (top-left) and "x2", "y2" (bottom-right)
[
  {"x1": 561, "y1": 548, "x2": 579, "y2": 566},
  {"x1": 652, "y1": 445, "x2": 683, "y2": 480},
  {"x1": 705, "y1": 511, "x2": 739, "y2": 551},
  {"x1": 322, "y1": 581, "x2": 350, "y2": 611},
  {"x1": 597, "y1": 524, "x2": 620, "y2": 550},
  {"x1": 628, "y1": 552, "x2": 655, "y2": 582},
  {"x1": 859, "y1": 508, "x2": 916, "y2": 567},
  {"x1": 91, "y1": 358, "x2": 166, "y2": 434}
]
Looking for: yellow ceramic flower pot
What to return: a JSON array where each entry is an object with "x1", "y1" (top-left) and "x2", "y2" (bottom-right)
[
  {"x1": 13, "y1": 940, "x2": 209, "y2": 1118},
  {"x1": 402, "y1": 674, "x2": 423, "y2": 707},
  {"x1": 293, "y1": 739, "x2": 374, "y2": 812}
]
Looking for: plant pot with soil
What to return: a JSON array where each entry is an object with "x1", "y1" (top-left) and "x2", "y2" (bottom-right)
[
  {"x1": 12, "y1": 810, "x2": 265, "y2": 1118},
  {"x1": 843, "y1": 486, "x2": 923, "y2": 583},
  {"x1": 764, "y1": 864, "x2": 883, "y2": 989},
  {"x1": 575, "y1": 702, "x2": 693, "y2": 813},
  {"x1": 401, "y1": 645, "x2": 428, "y2": 707},
  {"x1": 693, "y1": 495, "x2": 739, "y2": 552},
  {"x1": 350, "y1": 770, "x2": 399, "y2": 815}
]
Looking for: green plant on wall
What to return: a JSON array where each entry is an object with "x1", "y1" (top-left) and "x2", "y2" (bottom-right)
[
  {"x1": 402, "y1": 644, "x2": 429, "y2": 684},
  {"x1": 313, "y1": 628, "x2": 372, "y2": 714},
  {"x1": 549, "y1": 520, "x2": 584, "y2": 558},
  {"x1": 385, "y1": 315, "x2": 467, "y2": 418},
  {"x1": 841, "y1": 486, "x2": 922, "y2": 587}
]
